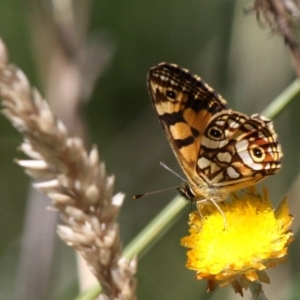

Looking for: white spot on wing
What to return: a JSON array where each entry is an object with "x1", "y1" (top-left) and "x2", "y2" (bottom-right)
[
  {"x1": 198, "y1": 157, "x2": 210, "y2": 169},
  {"x1": 217, "y1": 152, "x2": 232, "y2": 163},
  {"x1": 236, "y1": 140, "x2": 263, "y2": 170},
  {"x1": 235, "y1": 139, "x2": 248, "y2": 151},
  {"x1": 228, "y1": 119, "x2": 240, "y2": 129},
  {"x1": 215, "y1": 120, "x2": 225, "y2": 126},
  {"x1": 267, "y1": 146, "x2": 273, "y2": 158},
  {"x1": 227, "y1": 167, "x2": 240, "y2": 178},
  {"x1": 202, "y1": 135, "x2": 229, "y2": 149}
]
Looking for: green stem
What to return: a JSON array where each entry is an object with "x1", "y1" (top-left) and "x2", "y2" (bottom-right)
[
  {"x1": 262, "y1": 78, "x2": 300, "y2": 119},
  {"x1": 124, "y1": 196, "x2": 188, "y2": 259},
  {"x1": 74, "y1": 287, "x2": 101, "y2": 300},
  {"x1": 249, "y1": 281, "x2": 268, "y2": 300}
]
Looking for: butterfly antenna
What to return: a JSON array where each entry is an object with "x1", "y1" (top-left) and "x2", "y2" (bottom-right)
[
  {"x1": 159, "y1": 162, "x2": 186, "y2": 182},
  {"x1": 133, "y1": 185, "x2": 181, "y2": 199}
]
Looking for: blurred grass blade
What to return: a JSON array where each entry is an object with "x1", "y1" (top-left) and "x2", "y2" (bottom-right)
[{"x1": 262, "y1": 79, "x2": 300, "y2": 119}]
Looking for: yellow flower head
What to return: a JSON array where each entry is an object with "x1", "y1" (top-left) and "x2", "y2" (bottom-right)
[{"x1": 180, "y1": 186, "x2": 294, "y2": 296}]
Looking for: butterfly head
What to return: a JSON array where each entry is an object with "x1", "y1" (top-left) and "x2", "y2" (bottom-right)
[{"x1": 177, "y1": 184, "x2": 196, "y2": 201}]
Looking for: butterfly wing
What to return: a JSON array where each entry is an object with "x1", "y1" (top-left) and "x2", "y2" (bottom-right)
[
  {"x1": 197, "y1": 111, "x2": 282, "y2": 191},
  {"x1": 148, "y1": 63, "x2": 228, "y2": 184}
]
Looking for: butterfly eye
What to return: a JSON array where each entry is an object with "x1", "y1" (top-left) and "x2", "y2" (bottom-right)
[
  {"x1": 249, "y1": 147, "x2": 265, "y2": 162},
  {"x1": 166, "y1": 90, "x2": 176, "y2": 99},
  {"x1": 207, "y1": 126, "x2": 224, "y2": 140}
]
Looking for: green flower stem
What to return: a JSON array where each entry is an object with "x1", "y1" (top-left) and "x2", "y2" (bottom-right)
[
  {"x1": 74, "y1": 287, "x2": 101, "y2": 300},
  {"x1": 75, "y1": 79, "x2": 300, "y2": 300},
  {"x1": 249, "y1": 281, "x2": 268, "y2": 300},
  {"x1": 262, "y1": 78, "x2": 300, "y2": 119},
  {"x1": 124, "y1": 195, "x2": 189, "y2": 259}
]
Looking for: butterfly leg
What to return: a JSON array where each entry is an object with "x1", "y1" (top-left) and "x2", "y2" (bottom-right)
[
  {"x1": 195, "y1": 200, "x2": 205, "y2": 219},
  {"x1": 209, "y1": 198, "x2": 227, "y2": 229},
  {"x1": 196, "y1": 198, "x2": 227, "y2": 228}
]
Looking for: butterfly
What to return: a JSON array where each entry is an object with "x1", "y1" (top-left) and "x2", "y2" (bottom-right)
[{"x1": 147, "y1": 62, "x2": 282, "y2": 206}]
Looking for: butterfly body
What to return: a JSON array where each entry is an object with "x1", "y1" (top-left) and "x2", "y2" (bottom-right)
[{"x1": 148, "y1": 63, "x2": 282, "y2": 203}]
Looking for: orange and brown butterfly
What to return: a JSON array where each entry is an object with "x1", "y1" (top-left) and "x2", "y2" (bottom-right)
[{"x1": 147, "y1": 62, "x2": 282, "y2": 205}]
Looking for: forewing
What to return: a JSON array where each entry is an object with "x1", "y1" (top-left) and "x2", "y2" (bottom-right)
[{"x1": 148, "y1": 62, "x2": 228, "y2": 181}]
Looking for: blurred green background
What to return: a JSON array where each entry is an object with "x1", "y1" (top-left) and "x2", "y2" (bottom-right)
[{"x1": 0, "y1": 0, "x2": 300, "y2": 299}]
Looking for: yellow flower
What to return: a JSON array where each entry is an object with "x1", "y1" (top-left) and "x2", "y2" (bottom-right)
[{"x1": 180, "y1": 186, "x2": 294, "y2": 296}]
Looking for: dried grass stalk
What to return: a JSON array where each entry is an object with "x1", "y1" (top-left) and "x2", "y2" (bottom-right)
[
  {"x1": 251, "y1": 0, "x2": 300, "y2": 78},
  {"x1": 0, "y1": 38, "x2": 136, "y2": 300}
]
